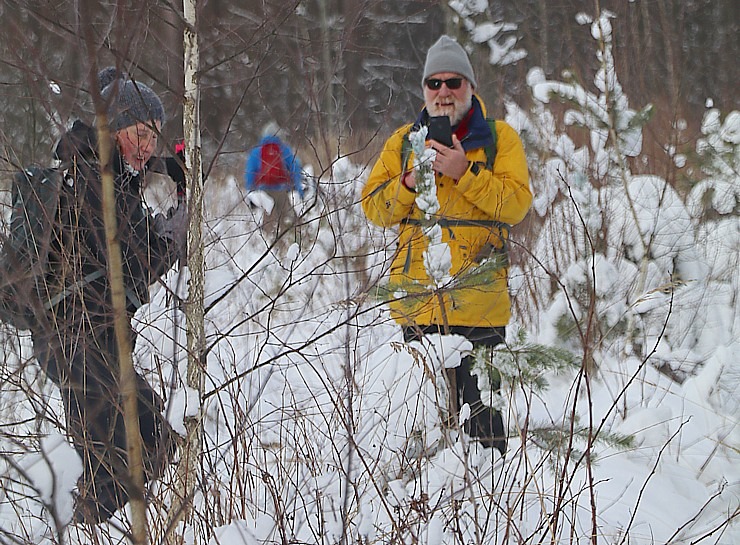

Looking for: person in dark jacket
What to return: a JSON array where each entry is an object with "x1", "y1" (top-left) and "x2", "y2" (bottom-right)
[{"x1": 29, "y1": 67, "x2": 186, "y2": 523}]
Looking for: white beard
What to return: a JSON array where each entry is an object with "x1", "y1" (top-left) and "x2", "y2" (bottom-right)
[{"x1": 426, "y1": 91, "x2": 473, "y2": 126}]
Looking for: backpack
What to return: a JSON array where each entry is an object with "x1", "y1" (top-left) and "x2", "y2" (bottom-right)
[
  {"x1": 255, "y1": 141, "x2": 290, "y2": 188},
  {"x1": 0, "y1": 166, "x2": 63, "y2": 329},
  {"x1": 401, "y1": 118, "x2": 498, "y2": 174}
]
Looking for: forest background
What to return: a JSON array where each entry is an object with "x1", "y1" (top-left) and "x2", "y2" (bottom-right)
[{"x1": 2, "y1": 0, "x2": 737, "y2": 177}]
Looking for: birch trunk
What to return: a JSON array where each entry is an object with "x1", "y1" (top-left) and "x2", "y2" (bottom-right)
[{"x1": 167, "y1": 0, "x2": 205, "y2": 541}]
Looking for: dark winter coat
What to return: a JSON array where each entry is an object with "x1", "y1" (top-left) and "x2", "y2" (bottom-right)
[
  {"x1": 29, "y1": 120, "x2": 180, "y2": 523},
  {"x1": 43, "y1": 120, "x2": 178, "y2": 334}
]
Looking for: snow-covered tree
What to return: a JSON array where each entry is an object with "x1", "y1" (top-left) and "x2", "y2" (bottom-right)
[
  {"x1": 448, "y1": 0, "x2": 527, "y2": 67},
  {"x1": 508, "y1": 11, "x2": 726, "y2": 376}
]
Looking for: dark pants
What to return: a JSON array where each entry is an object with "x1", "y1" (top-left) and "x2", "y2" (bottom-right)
[
  {"x1": 32, "y1": 323, "x2": 175, "y2": 523},
  {"x1": 257, "y1": 189, "x2": 296, "y2": 241},
  {"x1": 403, "y1": 325, "x2": 507, "y2": 455}
]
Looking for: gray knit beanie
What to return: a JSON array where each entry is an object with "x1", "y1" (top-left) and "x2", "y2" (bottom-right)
[
  {"x1": 98, "y1": 67, "x2": 165, "y2": 132},
  {"x1": 422, "y1": 35, "x2": 476, "y2": 88}
]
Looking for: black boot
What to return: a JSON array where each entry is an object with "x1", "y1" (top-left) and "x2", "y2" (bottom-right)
[
  {"x1": 467, "y1": 401, "x2": 507, "y2": 455},
  {"x1": 456, "y1": 357, "x2": 507, "y2": 455},
  {"x1": 73, "y1": 475, "x2": 126, "y2": 524}
]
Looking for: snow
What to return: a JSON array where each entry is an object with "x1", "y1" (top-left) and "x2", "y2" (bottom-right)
[
  {"x1": 449, "y1": 2, "x2": 527, "y2": 66},
  {"x1": 1, "y1": 168, "x2": 737, "y2": 545},
  {"x1": 18, "y1": 434, "x2": 81, "y2": 525},
  {"x1": 0, "y1": 8, "x2": 738, "y2": 545},
  {"x1": 409, "y1": 127, "x2": 453, "y2": 287},
  {"x1": 245, "y1": 189, "x2": 275, "y2": 214}
]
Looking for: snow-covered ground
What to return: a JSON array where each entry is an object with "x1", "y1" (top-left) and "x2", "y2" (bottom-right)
[{"x1": 1, "y1": 153, "x2": 737, "y2": 543}]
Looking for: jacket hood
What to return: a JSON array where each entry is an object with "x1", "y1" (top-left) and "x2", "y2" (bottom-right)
[
  {"x1": 54, "y1": 120, "x2": 98, "y2": 164},
  {"x1": 54, "y1": 120, "x2": 142, "y2": 179}
]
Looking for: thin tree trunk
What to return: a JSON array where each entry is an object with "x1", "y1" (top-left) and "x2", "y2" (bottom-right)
[
  {"x1": 167, "y1": 0, "x2": 205, "y2": 541},
  {"x1": 96, "y1": 113, "x2": 149, "y2": 545},
  {"x1": 318, "y1": 0, "x2": 336, "y2": 134},
  {"x1": 82, "y1": 10, "x2": 148, "y2": 543}
]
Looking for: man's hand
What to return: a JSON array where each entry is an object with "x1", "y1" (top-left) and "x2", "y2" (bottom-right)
[
  {"x1": 401, "y1": 170, "x2": 416, "y2": 190},
  {"x1": 429, "y1": 135, "x2": 468, "y2": 181}
]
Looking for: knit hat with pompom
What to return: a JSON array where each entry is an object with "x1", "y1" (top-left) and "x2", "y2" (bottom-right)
[{"x1": 98, "y1": 66, "x2": 165, "y2": 132}]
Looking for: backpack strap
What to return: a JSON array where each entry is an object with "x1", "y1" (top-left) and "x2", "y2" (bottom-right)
[
  {"x1": 42, "y1": 269, "x2": 143, "y2": 311},
  {"x1": 484, "y1": 118, "x2": 498, "y2": 170}
]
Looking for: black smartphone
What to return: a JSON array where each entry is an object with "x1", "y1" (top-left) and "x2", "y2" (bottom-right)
[{"x1": 427, "y1": 116, "x2": 453, "y2": 147}]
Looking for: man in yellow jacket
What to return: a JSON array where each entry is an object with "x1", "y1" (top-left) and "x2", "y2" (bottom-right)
[{"x1": 362, "y1": 35, "x2": 532, "y2": 454}]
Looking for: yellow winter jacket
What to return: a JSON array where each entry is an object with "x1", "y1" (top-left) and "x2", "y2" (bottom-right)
[{"x1": 362, "y1": 98, "x2": 531, "y2": 328}]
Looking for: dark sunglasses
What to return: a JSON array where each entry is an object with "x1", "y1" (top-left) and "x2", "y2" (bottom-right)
[{"x1": 425, "y1": 77, "x2": 464, "y2": 91}]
